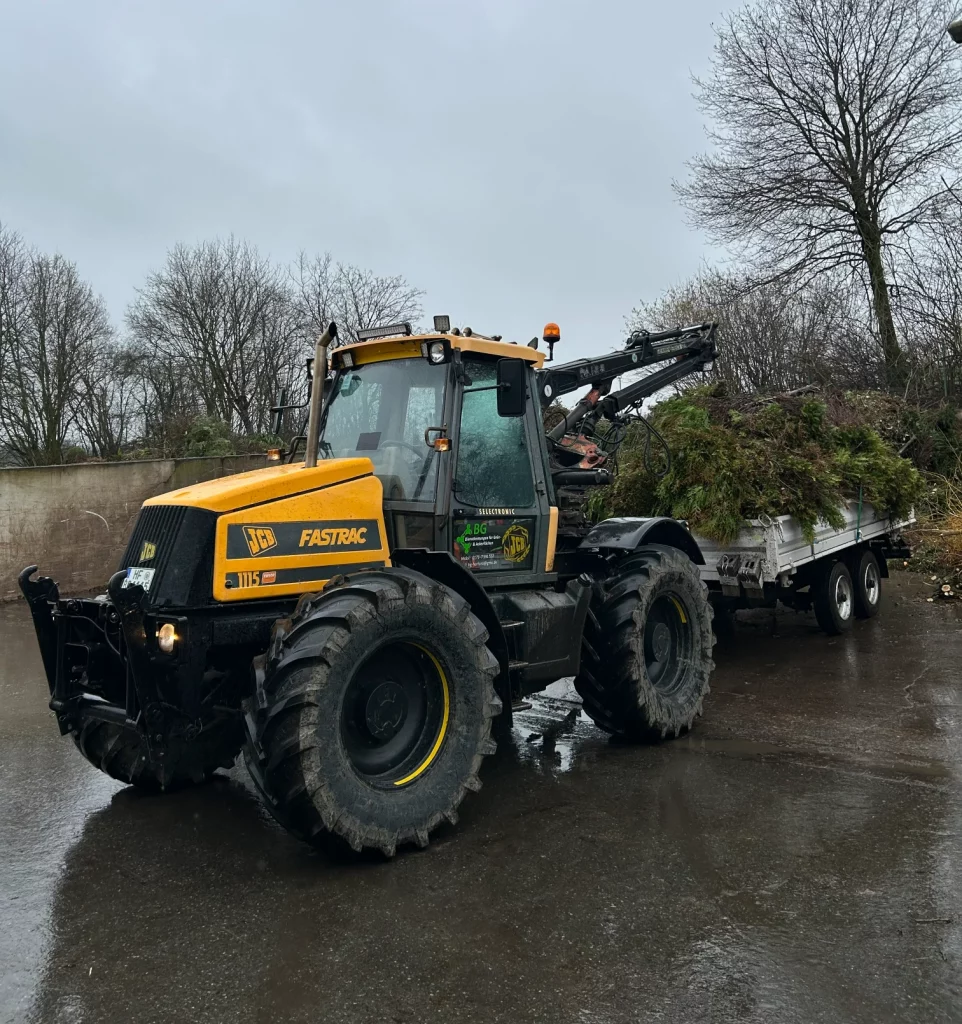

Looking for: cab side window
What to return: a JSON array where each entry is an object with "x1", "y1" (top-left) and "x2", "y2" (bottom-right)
[{"x1": 455, "y1": 358, "x2": 534, "y2": 508}]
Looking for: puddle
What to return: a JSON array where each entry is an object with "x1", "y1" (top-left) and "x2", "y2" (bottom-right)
[
  {"x1": 683, "y1": 734, "x2": 953, "y2": 783},
  {"x1": 510, "y1": 689, "x2": 600, "y2": 774}
]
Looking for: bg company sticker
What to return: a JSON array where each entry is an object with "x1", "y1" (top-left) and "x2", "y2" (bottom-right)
[{"x1": 453, "y1": 517, "x2": 535, "y2": 572}]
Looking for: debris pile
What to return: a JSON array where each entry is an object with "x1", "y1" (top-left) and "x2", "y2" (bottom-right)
[
  {"x1": 904, "y1": 473, "x2": 962, "y2": 579},
  {"x1": 922, "y1": 574, "x2": 961, "y2": 602},
  {"x1": 591, "y1": 384, "x2": 924, "y2": 544}
]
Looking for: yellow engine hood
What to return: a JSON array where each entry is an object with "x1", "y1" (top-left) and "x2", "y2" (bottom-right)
[{"x1": 144, "y1": 458, "x2": 376, "y2": 514}]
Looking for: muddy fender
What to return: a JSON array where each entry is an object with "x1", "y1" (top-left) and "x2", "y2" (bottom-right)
[{"x1": 579, "y1": 517, "x2": 705, "y2": 565}]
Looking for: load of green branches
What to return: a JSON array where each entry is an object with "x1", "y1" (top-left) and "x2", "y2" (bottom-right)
[{"x1": 590, "y1": 384, "x2": 924, "y2": 544}]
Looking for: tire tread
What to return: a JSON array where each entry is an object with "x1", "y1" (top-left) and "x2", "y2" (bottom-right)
[
  {"x1": 574, "y1": 546, "x2": 715, "y2": 742},
  {"x1": 245, "y1": 568, "x2": 500, "y2": 856}
]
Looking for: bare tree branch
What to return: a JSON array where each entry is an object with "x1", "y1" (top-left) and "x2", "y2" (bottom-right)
[
  {"x1": 291, "y1": 251, "x2": 424, "y2": 345},
  {"x1": 676, "y1": 0, "x2": 962, "y2": 388},
  {"x1": 0, "y1": 225, "x2": 112, "y2": 465},
  {"x1": 126, "y1": 237, "x2": 302, "y2": 436},
  {"x1": 630, "y1": 268, "x2": 881, "y2": 393}
]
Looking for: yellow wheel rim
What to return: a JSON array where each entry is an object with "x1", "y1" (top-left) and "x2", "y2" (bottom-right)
[{"x1": 393, "y1": 644, "x2": 449, "y2": 786}]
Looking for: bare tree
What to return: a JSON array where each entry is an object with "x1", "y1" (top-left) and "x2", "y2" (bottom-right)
[
  {"x1": 0, "y1": 228, "x2": 112, "y2": 465},
  {"x1": 292, "y1": 251, "x2": 424, "y2": 346},
  {"x1": 893, "y1": 205, "x2": 962, "y2": 403},
  {"x1": 125, "y1": 343, "x2": 199, "y2": 452},
  {"x1": 631, "y1": 269, "x2": 880, "y2": 392},
  {"x1": 0, "y1": 225, "x2": 31, "y2": 463},
  {"x1": 74, "y1": 343, "x2": 144, "y2": 457},
  {"x1": 676, "y1": 0, "x2": 962, "y2": 388},
  {"x1": 0, "y1": 227, "x2": 427, "y2": 462},
  {"x1": 127, "y1": 238, "x2": 302, "y2": 435}
]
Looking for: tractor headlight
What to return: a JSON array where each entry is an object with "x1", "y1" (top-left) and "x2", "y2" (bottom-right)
[
  {"x1": 157, "y1": 622, "x2": 178, "y2": 654},
  {"x1": 421, "y1": 340, "x2": 450, "y2": 364}
]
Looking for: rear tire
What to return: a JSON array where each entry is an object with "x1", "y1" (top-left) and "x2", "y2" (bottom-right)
[
  {"x1": 72, "y1": 716, "x2": 242, "y2": 792},
  {"x1": 574, "y1": 546, "x2": 715, "y2": 742},
  {"x1": 850, "y1": 549, "x2": 883, "y2": 619},
  {"x1": 244, "y1": 568, "x2": 501, "y2": 856},
  {"x1": 812, "y1": 559, "x2": 855, "y2": 635}
]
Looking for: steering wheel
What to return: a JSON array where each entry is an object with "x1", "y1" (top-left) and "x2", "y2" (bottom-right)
[
  {"x1": 380, "y1": 439, "x2": 427, "y2": 463},
  {"x1": 380, "y1": 439, "x2": 438, "y2": 501}
]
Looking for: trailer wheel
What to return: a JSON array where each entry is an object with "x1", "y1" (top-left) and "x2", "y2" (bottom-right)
[
  {"x1": 850, "y1": 549, "x2": 883, "y2": 619},
  {"x1": 244, "y1": 568, "x2": 500, "y2": 857},
  {"x1": 812, "y1": 559, "x2": 855, "y2": 635},
  {"x1": 72, "y1": 717, "x2": 243, "y2": 792},
  {"x1": 574, "y1": 546, "x2": 715, "y2": 742}
]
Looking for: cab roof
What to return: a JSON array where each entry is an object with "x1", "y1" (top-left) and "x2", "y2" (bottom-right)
[{"x1": 333, "y1": 332, "x2": 546, "y2": 368}]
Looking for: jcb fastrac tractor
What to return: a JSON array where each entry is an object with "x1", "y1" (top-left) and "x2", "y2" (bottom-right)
[{"x1": 21, "y1": 316, "x2": 719, "y2": 855}]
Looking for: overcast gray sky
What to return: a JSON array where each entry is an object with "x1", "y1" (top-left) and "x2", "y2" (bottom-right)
[{"x1": 0, "y1": 0, "x2": 730, "y2": 359}]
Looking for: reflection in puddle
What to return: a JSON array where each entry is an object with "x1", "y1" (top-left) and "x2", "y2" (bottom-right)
[{"x1": 509, "y1": 680, "x2": 601, "y2": 774}]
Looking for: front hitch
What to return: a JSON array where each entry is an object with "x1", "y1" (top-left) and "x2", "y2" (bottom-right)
[
  {"x1": 18, "y1": 565, "x2": 149, "y2": 735},
  {"x1": 18, "y1": 565, "x2": 61, "y2": 691},
  {"x1": 18, "y1": 564, "x2": 59, "y2": 603}
]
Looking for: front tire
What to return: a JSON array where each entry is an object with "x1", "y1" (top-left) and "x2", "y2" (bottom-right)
[
  {"x1": 574, "y1": 546, "x2": 715, "y2": 742},
  {"x1": 72, "y1": 716, "x2": 242, "y2": 792},
  {"x1": 245, "y1": 568, "x2": 501, "y2": 856}
]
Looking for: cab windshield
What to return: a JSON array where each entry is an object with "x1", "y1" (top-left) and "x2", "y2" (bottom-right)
[{"x1": 320, "y1": 357, "x2": 446, "y2": 502}]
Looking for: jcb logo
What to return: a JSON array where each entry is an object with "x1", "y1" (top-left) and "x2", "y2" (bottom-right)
[
  {"x1": 243, "y1": 526, "x2": 278, "y2": 557},
  {"x1": 502, "y1": 524, "x2": 531, "y2": 564},
  {"x1": 139, "y1": 541, "x2": 157, "y2": 563}
]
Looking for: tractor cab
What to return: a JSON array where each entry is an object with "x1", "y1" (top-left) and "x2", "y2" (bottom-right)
[{"x1": 320, "y1": 324, "x2": 556, "y2": 582}]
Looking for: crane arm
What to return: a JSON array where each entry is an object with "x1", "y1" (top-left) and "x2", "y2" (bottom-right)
[
  {"x1": 541, "y1": 323, "x2": 717, "y2": 442},
  {"x1": 537, "y1": 322, "x2": 717, "y2": 405}
]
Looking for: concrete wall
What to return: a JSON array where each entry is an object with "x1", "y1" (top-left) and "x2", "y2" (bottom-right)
[{"x1": 0, "y1": 455, "x2": 265, "y2": 600}]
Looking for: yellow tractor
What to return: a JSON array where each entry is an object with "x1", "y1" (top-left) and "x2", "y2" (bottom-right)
[{"x1": 21, "y1": 316, "x2": 718, "y2": 855}]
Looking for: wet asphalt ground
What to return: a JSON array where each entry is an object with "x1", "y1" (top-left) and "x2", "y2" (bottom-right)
[{"x1": 1, "y1": 573, "x2": 960, "y2": 1024}]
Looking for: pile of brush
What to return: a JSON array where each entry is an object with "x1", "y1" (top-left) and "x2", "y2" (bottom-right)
[
  {"x1": 903, "y1": 474, "x2": 962, "y2": 584},
  {"x1": 590, "y1": 384, "x2": 924, "y2": 544}
]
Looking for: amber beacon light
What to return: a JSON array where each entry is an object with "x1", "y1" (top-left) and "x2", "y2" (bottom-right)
[{"x1": 543, "y1": 322, "x2": 561, "y2": 361}]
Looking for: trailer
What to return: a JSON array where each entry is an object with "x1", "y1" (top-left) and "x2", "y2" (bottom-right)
[{"x1": 694, "y1": 500, "x2": 913, "y2": 635}]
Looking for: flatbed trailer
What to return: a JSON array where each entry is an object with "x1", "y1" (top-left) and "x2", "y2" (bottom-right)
[{"x1": 694, "y1": 500, "x2": 913, "y2": 635}]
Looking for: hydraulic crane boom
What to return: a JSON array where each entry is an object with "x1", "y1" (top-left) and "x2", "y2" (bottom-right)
[{"x1": 539, "y1": 322, "x2": 717, "y2": 442}]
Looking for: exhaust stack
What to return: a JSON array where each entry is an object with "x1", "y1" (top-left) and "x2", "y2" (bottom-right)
[{"x1": 304, "y1": 321, "x2": 338, "y2": 469}]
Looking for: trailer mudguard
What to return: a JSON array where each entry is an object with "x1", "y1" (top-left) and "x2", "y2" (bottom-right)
[{"x1": 579, "y1": 517, "x2": 705, "y2": 565}]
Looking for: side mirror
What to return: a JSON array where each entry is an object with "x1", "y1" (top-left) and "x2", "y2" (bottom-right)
[{"x1": 496, "y1": 358, "x2": 528, "y2": 417}]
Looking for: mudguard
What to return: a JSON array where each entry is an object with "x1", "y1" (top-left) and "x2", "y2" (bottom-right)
[{"x1": 578, "y1": 517, "x2": 705, "y2": 565}]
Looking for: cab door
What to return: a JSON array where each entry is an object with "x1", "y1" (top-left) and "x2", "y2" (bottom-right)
[{"x1": 449, "y1": 355, "x2": 553, "y2": 583}]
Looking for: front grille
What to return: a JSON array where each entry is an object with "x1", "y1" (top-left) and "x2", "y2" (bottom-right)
[{"x1": 120, "y1": 505, "x2": 188, "y2": 592}]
